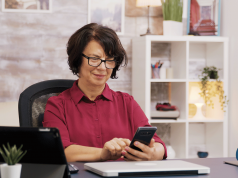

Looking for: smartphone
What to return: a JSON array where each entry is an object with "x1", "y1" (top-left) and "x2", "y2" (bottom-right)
[{"x1": 129, "y1": 126, "x2": 157, "y2": 152}]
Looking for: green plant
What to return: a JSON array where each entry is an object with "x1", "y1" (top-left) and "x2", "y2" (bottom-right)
[
  {"x1": 199, "y1": 66, "x2": 228, "y2": 111},
  {"x1": 0, "y1": 143, "x2": 27, "y2": 165},
  {"x1": 161, "y1": 0, "x2": 183, "y2": 22}
]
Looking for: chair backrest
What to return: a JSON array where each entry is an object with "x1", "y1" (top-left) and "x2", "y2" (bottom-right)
[{"x1": 18, "y1": 79, "x2": 75, "y2": 127}]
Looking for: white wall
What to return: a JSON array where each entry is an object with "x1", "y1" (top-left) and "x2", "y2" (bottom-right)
[
  {"x1": 0, "y1": 101, "x2": 19, "y2": 126},
  {"x1": 220, "y1": 0, "x2": 238, "y2": 157}
]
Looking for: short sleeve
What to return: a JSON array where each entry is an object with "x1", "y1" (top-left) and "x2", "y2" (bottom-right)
[{"x1": 42, "y1": 97, "x2": 77, "y2": 149}]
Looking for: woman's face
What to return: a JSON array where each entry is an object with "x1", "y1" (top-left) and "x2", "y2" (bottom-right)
[{"x1": 79, "y1": 40, "x2": 113, "y2": 87}]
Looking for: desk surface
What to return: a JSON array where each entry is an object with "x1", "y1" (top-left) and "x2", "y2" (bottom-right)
[{"x1": 70, "y1": 157, "x2": 238, "y2": 178}]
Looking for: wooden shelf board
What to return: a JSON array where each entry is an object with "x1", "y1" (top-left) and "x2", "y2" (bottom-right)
[
  {"x1": 151, "y1": 79, "x2": 186, "y2": 82},
  {"x1": 188, "y1": 119, "x2": 224, "y2": 123},
  {"x1": 189, "y1": 79, "x2": 224, "y2": 82},
  {"x1": 150, "y1": 120, "x2": 186, "y2": 123}
]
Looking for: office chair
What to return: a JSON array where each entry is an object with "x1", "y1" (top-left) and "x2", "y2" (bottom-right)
[{"x1": 18, "y1": 79, "x2": 75, "y2": 127}]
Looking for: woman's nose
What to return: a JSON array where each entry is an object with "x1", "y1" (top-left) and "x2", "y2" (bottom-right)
[{"x1": 97, "y1": 60, "x2": 107, "y2": 70}]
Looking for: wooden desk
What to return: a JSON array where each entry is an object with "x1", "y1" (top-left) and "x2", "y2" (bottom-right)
[{"x1": 70, "y1": 157, "x2": 238, "y2": 178}]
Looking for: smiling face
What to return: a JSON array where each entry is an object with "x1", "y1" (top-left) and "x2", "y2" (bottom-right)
[{"x1": 78, "y1": 40, "x2": 113, "y2": 88}]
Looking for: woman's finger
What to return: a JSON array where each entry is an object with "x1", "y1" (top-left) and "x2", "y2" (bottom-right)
[
  {"x1": 110, "y1": 139, "x2": 124, "y2": 157},
  {"x1": 120, "y1": 138, "x2": 131, "y2": 146},
  {"x1": 115, "y1": 138, "x2": 127, "y2": 149},
  {"x1": 148, "y1": 138, "x2": 155, "y2": 147},
  {"x1": 133, "y1": 141, "x2": 149, "y2": 153},
  {"x1": 123, "y1": 150, "x2": 143, "y2": 161},
  {"x1": 105, "y1": 141, "x2": 116, "y2": 156},
  {"x1": 111, "y1": 139, "x2": 123, "y2": 151}
]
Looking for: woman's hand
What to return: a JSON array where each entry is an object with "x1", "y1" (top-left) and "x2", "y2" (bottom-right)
[
  {"x1": 122, "y1": 139, "x2": 165, "y2": 161},
  {"x1": 100, "y1": 138, "x2": 130, "y2": 161}
]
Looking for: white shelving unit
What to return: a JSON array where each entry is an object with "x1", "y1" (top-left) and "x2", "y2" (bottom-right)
[{"x1": 132, "y1": 36, "x2": 229, "y2": 159}]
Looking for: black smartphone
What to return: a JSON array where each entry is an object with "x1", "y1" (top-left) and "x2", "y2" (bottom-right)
[{"x1": 129, "y1": 126, "x2": 157, "y2": 152}]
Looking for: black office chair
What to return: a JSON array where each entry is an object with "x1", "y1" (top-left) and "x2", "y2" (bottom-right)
[{"x1": 18, "y1": 79, "x2": 75, "y2": 127}]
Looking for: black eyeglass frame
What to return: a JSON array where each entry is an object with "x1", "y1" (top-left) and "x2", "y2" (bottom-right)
[{"x1": 82, "y1": 53, "x2": 117, "y2": 69}]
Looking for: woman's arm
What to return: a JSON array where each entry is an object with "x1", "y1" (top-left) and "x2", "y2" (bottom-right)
[
  {"x1": 65, "y1": 145, "x2": 102, "y2": 162},
  {"x1": 65, "y1": 138, "x2": 131, "y2": 162}
]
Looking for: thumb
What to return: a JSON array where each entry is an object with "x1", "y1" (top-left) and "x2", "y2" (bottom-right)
[{"x1": 148, "y1": 138, "x2": 155, "y2": 147}]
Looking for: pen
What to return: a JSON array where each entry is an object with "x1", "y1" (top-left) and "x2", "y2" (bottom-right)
[{"x1": 159, "y1": 63, "x2": 163, "y2": 68}]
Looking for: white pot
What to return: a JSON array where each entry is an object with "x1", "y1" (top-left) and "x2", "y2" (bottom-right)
[
  {"x1": 163, "y1": 20, "x2": 183, "y2": 36},
  {"x1": 166, "y1": 145, "x2": 176, "y2": 159},
  {"x1": 0, "y1": 164, "x2": 22, "y2": 178}
]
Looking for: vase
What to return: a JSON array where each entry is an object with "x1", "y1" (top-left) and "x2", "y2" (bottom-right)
[
  {"x1": 209, "y1": 71, "x2": 217, "y2": 79},
  {"x1": 236, "y1": 148, "x2": 238, "y2": 160},
  {"x1": 0, "y1": 164, "x2": 22, "y2": 178},
  {"x1": 163, "y1": 20, "x2": 183, "y2": 36},
  {"x1": 166, "y1": 145, "x2": 176, "y2": 159}
]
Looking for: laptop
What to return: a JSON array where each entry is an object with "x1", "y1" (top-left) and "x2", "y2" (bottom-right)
[
  {"x1": 0, "y1": 126, "x2": 70, "y2": 178},
  {"x1": 84, "y1": 160, "x2": 210, "y2": 177}
]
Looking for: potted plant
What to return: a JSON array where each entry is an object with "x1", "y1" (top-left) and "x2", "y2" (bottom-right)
[
  {"x1": 161, "y1": 0, "x2": 183, "y2": 36},
  {"x1": 199, "y1": 66, "x2": 228, "y2": 111},
  {"x1": 0, "y1": 143, "x2": 27, "y2": 178}
]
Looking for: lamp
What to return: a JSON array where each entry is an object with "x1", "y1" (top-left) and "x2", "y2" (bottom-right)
[
  {"x1": 136, "y1": 0, "x2": 162, "y2": 36},
  {"x1": 189, "y1": 86, "x2": 206, "y2": 120}
]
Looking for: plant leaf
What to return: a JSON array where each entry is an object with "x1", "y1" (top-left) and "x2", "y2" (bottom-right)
[
  {"x1": 0, "y1": 148, "x2": 8, "y2": 163},
  {"x1": 12, "y1": 151, "x2": 23, "y2": 164},
  {"x1": 15, "y1": 150, "x2": 27, "y2": 164},
  {"x1": 3, "y1": 144, "x2": 10, "y2": 158}
]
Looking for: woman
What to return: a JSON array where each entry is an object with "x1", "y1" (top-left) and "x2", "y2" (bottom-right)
[{"x1": 43, "y1": 23, "x2": 167, "y2": 162}]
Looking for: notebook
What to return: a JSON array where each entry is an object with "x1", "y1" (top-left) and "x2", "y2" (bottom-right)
[
  {"x1": 0, "y1": 126, "x2": 70, "y2": 178},
  {"x1": 84, "y1": 160, "x2": 210, "y2": 177}
]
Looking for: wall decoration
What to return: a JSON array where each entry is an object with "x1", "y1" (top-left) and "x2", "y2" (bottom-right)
[
  {"x1": 187, "y1": 0, "x2": 221, "y2": 36},
  {"x1": 88, "y1": 0, "x2": 125, "y2": 35},
  {"x1": 2, "y1": 0, "x2": 52, "y2": 13}
]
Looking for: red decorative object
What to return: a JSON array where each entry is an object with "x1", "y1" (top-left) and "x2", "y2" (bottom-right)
[{"x1": 156, "y1": 103, "x2": 177, "y2": 111}]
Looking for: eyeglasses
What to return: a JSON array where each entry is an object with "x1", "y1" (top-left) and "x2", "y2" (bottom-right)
[{"x1": 82, "y1": 53, "x2": 117, "y2": 69}]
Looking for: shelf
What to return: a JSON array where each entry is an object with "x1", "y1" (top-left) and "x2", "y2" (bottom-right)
[
  {"x1": 150, "y1": 79, "x2": 224, "y2": 82},
  {"x1": 132, "y1": 36, "x2": 228, "y2": 158},
  {"x1": 151, "y1": 79, "x2": 186, "y2": 82},
  {"x1": 188, "y1": 119, "x2": 224, "y2": 123},
  {"x1": 189, "y1": 79, "x2": 224, "y2": 82},
  {"x1": 150, "y1": 120, "x2": 186, "y2": 123},
  {"x1": 142, "y1": 35, "x2": 228, "y2": 43},
  {"x1": 188, "y1": 122, "x2": 224, "y2": 158},
  {"x1": 150, "y1": 119, "x2": 224, "y2": 123}
]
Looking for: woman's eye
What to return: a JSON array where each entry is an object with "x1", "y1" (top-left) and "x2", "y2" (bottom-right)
[{"x1": 92, "y1": 58, "x2": 100, "y2": 61}]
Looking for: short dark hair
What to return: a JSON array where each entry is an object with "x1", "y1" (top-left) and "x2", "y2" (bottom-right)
[{"x1": 67, "y1": 23, "x2": 128, "y2": 79}]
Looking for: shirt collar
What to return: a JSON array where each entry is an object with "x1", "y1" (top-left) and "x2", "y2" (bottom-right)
[
  {"x1": 70, "y1": 80, "x2": 85, "y2": 105},
  {"x1": 101, "y1": 83, "x2": 113, "y2": 101},
  {"x1": 70, "y1": 80, "x2": 113, "y2": 105}
]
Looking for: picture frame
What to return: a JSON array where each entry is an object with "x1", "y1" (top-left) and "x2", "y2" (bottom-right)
[
  {"x1": 88, "y1": 0, "x2": 125, "y2": 35},
  {"x1": 187, "y1": 0, "x2": 221, "y2": 36},
  {"x1": 2, "y1": 0, "x2": 52, "y2": 13}
]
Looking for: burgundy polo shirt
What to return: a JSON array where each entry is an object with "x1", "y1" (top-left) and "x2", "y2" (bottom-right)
[{"x1": 43, "y1": 80, "x2": 167, "y2": 159}]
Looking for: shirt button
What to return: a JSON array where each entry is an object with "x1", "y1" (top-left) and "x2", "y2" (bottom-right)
[
  {"x1": 95, "y1": 118, "x2": 98, "y2": 121},
  {"x1": 97, "y1": 135, "x2": 100, "y2": 138},
  {"x1": 92, "y1": 103, "x2": 96, "y2": 106}
]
